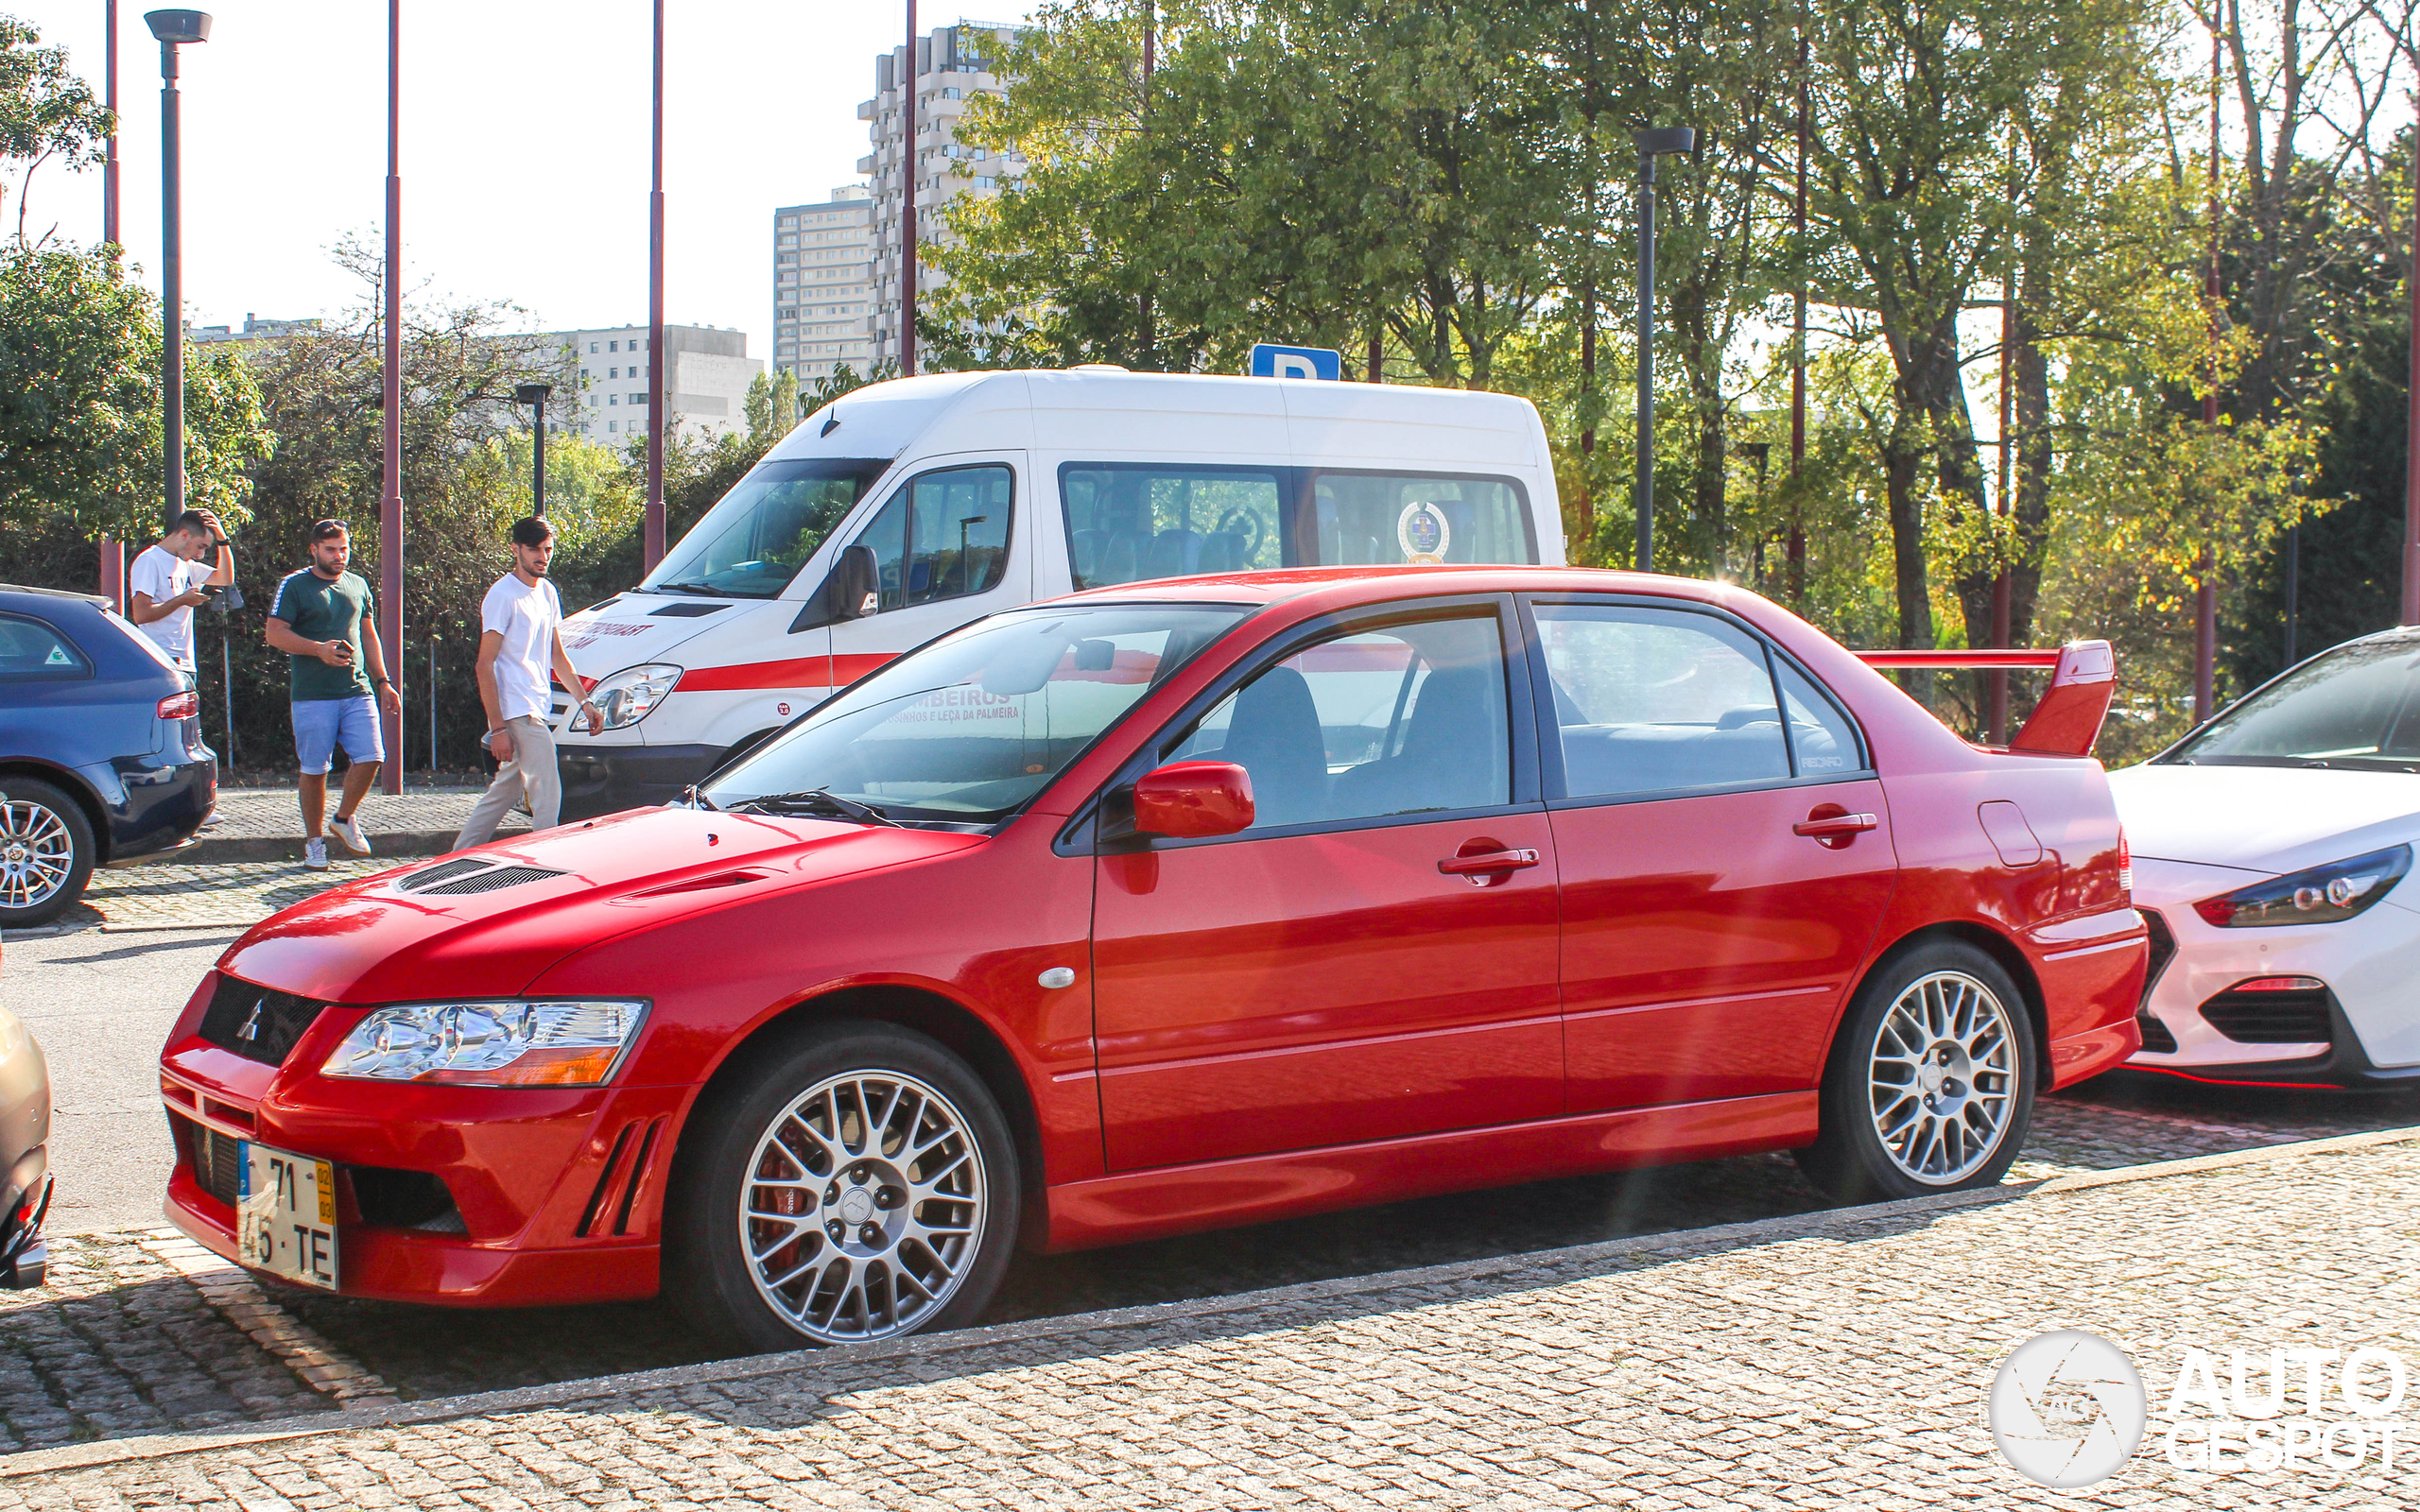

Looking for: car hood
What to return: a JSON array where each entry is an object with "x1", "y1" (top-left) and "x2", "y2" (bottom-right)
[
  {"x1": 2108, "y1": 763, "x2": 2420, "y2": 875},
  {"x1": 216, "y1": 806, "x2": 983, "y2": 1004}
]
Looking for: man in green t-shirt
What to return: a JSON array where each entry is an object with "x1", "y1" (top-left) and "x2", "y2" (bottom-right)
[{"x1": 265, "y1": 520, "x2": 403, "y2": 870}]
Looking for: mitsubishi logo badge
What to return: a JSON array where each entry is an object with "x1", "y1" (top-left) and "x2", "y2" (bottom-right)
[{"x1": 238, "y1": 1000, "x2": 264, "y2": 1042}]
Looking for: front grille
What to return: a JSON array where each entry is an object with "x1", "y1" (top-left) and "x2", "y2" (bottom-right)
[
  {"x1": 197, "y1": 974, "x2": 325, "y2": 1067},
  {"x1": 174, "y1": 1113, "x2": 241, "y2": 1209},
  {"x1": 2135, "y1": 1013, "x2": 2179, "y2": 1055},
  {"x1": 415, "y1": 864, "x2": 563, "y2": 897},
  {"x1": 2200, "y1": 986, "x2": 2333, "y2": 1044},
  {"x1": 2138, "y1": 908, "x2": 2176, "y2": 1006}
]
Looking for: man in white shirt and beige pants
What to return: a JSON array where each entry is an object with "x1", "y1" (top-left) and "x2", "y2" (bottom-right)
[{"x1": 455, "y1": 518, "x2": 602, "y2": 850}]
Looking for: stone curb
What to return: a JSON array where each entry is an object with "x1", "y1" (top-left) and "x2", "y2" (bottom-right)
[{"x1": 6, "y1": 1122, "x2": 2414, "y2": 1482}]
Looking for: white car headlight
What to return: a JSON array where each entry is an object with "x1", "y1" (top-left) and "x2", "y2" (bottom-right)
[
  {"x1": 588, "y1": 663, "x2": 683, "y2": 730},
  {"x1": 320, "y1": 1000, "x2": 648, "y2": 1087}
]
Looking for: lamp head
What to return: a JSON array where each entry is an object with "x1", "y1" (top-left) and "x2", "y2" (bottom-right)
[
  {"x1": 1635, "y1": 127, "x2": 1698, "y2": 158},
  {"x1": 144, "y1": 9, "x2": 212, "y2": 44},
  {"x1": 515, "y1": 383, "x2": 555, "y2": 406}
]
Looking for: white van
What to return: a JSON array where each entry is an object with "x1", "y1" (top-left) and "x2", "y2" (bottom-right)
[{"x1": 551, "y1": 368, "x2": 1565, "y2": 818}]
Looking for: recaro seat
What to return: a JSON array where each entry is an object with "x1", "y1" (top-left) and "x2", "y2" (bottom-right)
[
  {"x1": 1211, "y1": 666, "x2": 1330, "y2": 829},
  {"x1": 1328, "y1": 663, "x2": 1502, "y2": 817}
]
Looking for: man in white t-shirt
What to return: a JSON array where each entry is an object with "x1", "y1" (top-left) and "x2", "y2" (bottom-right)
[
  {"x1": 454, "y1": 517, "x2": 602, "y2": 850},
  {"x1": 128, "y1": 509, "x2": 235, "y2": 671}
]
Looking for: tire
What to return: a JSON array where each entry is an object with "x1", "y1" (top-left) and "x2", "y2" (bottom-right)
[
  {"x1": 0, "y1": 779, "x2": 95, "y2": 929},
  {"x1": 664, "y1": 1021, "x2": 1020, "y2": 1352},
  {"x1": 1794, "y1": 940, "x2": 2038, "y2": 1203}
]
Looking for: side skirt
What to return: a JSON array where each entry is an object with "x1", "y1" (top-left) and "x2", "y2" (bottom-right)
[{"x1": 1041, "y1": 1090, "x2": 1818, "y2": 1252}]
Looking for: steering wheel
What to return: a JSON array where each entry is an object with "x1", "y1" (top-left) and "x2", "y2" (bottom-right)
[{"x1": 1214, "y1": 509, "x2": 1266, "y2": 564}]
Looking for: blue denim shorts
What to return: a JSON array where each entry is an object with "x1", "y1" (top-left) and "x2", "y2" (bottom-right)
[{"x1": 291, "y1": 694, "x2": 383, "y2": 775}]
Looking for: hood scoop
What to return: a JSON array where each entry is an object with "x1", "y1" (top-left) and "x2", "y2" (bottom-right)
[{"x1": 395, "y1": 860, "x2": 566, "y2": 897}]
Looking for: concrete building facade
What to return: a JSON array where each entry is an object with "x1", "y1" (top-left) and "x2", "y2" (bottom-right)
[
  {"x1": 772, "y1": 187, "x2": 875, "y2": 384},
  {"x1": 857, "y1": 21, "x2": 1029, "y2": 369},
  {"x1": 530, "y1": 324, "x2": 763, "y2": 442}
]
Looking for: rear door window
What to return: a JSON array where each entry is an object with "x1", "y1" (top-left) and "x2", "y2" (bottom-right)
[
  {"x1": 0, "y1": 613, "x2": 91, "y2": 680},
  {"x1": 1534, "y1": 605, "x2": 1790, "y2": 799},
  {"x1": 1061, "y1": 463, "x2": 1287, "y2": 590}
]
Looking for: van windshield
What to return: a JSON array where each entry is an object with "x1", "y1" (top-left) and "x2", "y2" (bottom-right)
[
  {"x1": 639, "y1": 458, "x2": 890, "y2": 599},
  {"x1": 702, "y1": 602, "x2": 1252, "y2": 826}
]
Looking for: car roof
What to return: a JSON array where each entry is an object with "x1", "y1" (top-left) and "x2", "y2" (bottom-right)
[
  {"x1": 0, "y1": 584, "x2": 110, "y2": 612},
  {"x1": 1051, "y1": 564, "x2": 1736, "y2": 610}
]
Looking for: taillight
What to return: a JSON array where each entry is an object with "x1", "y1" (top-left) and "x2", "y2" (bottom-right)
[
  {"x1": 2117, "y1": 832, "x2": 2132, "y2": 894},
  {"x1": 157, "y1": 691, "x2": 199, "y2": 721}
]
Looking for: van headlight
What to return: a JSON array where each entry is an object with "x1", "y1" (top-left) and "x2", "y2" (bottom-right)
[
  {"x1": 2191, "y1": 845, "x2": 2412, "y2": 927},
  {"x1": 588, "y1": 664, "x2": 682, "y2": 730},
  {"x1": 321, "y1": 1000, "x2": 648, "y2": 1086}
]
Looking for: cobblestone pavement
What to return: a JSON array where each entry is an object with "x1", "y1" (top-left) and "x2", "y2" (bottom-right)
[
  {"x1": 4, "y1": 1134, "x2": 2414, "y2": 1508},
  {"x1": 202, "y1": 788, "x2": 522, "y2": 846},
  {"x1": 78, "y1": 858, "x2": 394, "y2": 931}
]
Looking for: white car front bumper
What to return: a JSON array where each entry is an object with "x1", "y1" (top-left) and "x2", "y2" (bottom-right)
[{"x1": 2129, "y1": 856, "x2": 2420, "y2": 1084}]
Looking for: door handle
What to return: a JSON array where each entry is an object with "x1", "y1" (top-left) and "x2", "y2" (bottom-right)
[
  {"x1": 1793, "y1": 813, "x2": 1878, "y2": 839},
  {"x1": 1438, "y1": 847, "x2": 1542, "y2": 878}
]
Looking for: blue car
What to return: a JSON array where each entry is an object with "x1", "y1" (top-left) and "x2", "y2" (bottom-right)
[{"x1": 0, "y1": 584, "x2": 218, "y2": 927}]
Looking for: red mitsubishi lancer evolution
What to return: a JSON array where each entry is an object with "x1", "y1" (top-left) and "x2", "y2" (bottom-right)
[{"x1": 161, "y1": 568, "x2": 2144, "y2": 1349}]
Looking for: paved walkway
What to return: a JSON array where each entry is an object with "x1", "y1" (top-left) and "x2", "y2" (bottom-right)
[
  {"x1": 3, "y1": 1131, "x2": 2411, "y2": 1508},
  {"x1": 189, "y1": 788, "x2": 525, "y2": 865}
]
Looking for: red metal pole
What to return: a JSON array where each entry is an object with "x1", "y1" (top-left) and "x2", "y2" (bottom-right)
[
  {"x1": 644, "y1": 0, "x2": 666, "y2": 570},
  {"x1": 1787, "y1": 30, "x2": 1808, "y2": 606},
  {"x1": 379, "y1": 0, "x2": 405, "y2": 794},
  {"x1": 2405, "y1": 96, "x2": 2420, "y2": 625},
  {"x1": 101, "y1": 0, "x2": 121, "y2": 599},
  {"x1": 2196, "y1": 30, "x2": 2221, "y2": 723},
  {"x1": 1989, "y1": 131, "x2": 2015, "y2": 745},
  {"x1": 901, "y1": 0, "x2": 919, "y2": 377}
]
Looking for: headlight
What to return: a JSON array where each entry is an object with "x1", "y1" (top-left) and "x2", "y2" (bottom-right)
[
  {"x1": 2191, "y1": 845, "x2": 2412, "y2": 928},
  {"x1": 588, "y1": 663, "x2": 683, "y2": 730},
  {"x1": 320, "y1": 1000, "x2": 648, "y2": 1086}
]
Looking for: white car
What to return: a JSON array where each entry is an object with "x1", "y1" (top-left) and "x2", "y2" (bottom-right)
[{"x1": 2109, "y1": 628, "x2": 2420, "y2": 1087}]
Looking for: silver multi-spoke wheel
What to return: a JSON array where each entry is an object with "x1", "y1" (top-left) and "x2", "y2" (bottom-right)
[
  {"x1": 1865, "y1": 970, "x2": 2017, "y2": 1184},
  {"x1": 0, "y1": 799, "x2": 73, "y2": 911},
  {"x1": 737, "y1": 1070, "x2": 988, "y2": 1344}
]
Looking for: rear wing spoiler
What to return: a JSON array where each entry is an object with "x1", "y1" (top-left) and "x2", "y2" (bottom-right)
[{"x1": 1853, "y1": 642, "x2": 2117, "y2": 758}]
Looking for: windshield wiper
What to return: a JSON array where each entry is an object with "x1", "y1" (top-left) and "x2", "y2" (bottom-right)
[
  {"x1": 656, "y1": 580, "x2": 731, "y2": 597},
  {"x1": 727, "y1": 787, "x2": 903, "y2": 826}
]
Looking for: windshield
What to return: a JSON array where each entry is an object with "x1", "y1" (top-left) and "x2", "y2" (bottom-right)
[
  {"x1": 702, "y1": 602, "x2": 1253, "y2": 824},
  {"x1": 639, "y1": 458, "x2": 890, "y2": 598},
  {"x1": 2163, "y1": 637, "x2": 2420, "y2": 771}
]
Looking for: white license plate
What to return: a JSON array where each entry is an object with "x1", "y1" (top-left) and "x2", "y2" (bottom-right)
[{"x1": 237, "y1": 1141, "x2": 338, "y2": 1290}]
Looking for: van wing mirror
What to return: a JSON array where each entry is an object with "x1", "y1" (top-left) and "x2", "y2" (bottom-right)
[
  {"x1": 1132, "y1": 761, "x2": 1255, "y2": 839},
  {"x1": 788, "y1": 543, "x2": 883, "y2": 634}
]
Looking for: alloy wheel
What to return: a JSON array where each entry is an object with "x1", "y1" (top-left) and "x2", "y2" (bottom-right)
[
  {"x1": 0, "y1": 800, "x2": 73, "y2": 911},
  {"x1": 1865, "y1": 970, "x2": 2018, "y2": 1184},
  {"x1": 736, "y1": 1070, "x2": 988, "y2": 1344}
]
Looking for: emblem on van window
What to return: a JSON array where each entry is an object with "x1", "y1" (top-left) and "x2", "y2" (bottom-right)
[{"x1": 1397, "y1": 501, "x2": 1449, "y2": 565}]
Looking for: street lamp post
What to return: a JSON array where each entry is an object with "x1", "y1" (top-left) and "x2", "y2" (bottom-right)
[
  {"x1": 144, "y1": 9, "x2": 209, "y2": 534},
  {"x1": 515, "y1": 383, "x2": 552, "y2": 517},
  {"x1": 1633, "y1": 126, "x2": 1695, "y2": 574}
]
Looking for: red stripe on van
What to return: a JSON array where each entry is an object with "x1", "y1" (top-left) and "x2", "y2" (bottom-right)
[{"x1": 675, "y1": 652, "x2": 896, "y2": 694}]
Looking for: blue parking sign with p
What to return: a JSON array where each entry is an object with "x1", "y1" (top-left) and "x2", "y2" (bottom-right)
[{"x1": 1249, "y1": 343, "x2": 1341, "y2": 381}]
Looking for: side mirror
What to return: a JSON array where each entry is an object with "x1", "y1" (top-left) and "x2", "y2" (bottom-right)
[
  {"x1": 1132, "y1": 761, "x2": 1254, "y2": 839},
  {"x1": 789, "y1": 542, "x2": 882, "y2": 633},
  {"x1": 833, "y1": 543, "x2": 879, "y2": 620}
]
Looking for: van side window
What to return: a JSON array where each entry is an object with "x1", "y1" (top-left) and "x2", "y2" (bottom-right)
[
  {"x1": 1310, "y1": 472, "x2": 1534, "y2": 568},
  {"x1": 849, "y1": 465, "x2": 1014, "y2": 612},
  {"x1": 1061, "y1": 463, "x2": 1287, "y2": 590}
]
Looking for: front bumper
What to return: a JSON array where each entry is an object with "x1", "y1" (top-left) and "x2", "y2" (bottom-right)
[
  {"x1": 95, "y1": 750, "x2": 216, "y2": 864},
  {"x1": 2129, "y1": 856, "x2": 2420, "y2": 1087},
  {"x1": 556, "y1": 743, "x2": 720, "y2": 823},
  {"x1": 160, "y1": 972, "x2": 685, "y2": 1308}
]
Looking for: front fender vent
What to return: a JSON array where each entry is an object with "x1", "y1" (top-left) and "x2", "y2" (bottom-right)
[
  {"x1": 577, "y1": 1117, "x2": 666, "y2": 1238},
  {"x1": 414, "y1": 865, "x2": 565, "y2": 898}
]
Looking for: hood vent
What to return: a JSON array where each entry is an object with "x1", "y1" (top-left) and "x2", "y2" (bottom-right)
[
  {"x1": 412, "y1": 864, "x2": 565, "y2": 898},
  {"x1": 631, "y1": 868, "x2": 769, "y2": 898},
  {"x1": 650, "y1": 602, "x2": 726, "y2": 618},
  {"x1": 396, "y1": 857, "x2": 488, "y2": 893}
]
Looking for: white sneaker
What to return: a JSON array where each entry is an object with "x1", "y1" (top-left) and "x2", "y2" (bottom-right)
[
  {"x1": 303, "y1": 837, "x2": 329, "y2": 870},
  {"x1": 329, "y1": 814, "x2": 372, "y2": 856}
]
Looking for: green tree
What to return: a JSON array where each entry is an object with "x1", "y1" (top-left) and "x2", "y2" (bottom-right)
[{"x1": 0, "y1": 13, "x2": 110, "y2": 240}]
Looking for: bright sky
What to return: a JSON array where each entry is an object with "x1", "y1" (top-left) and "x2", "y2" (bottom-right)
[{"x1": 18, "y1": 1, "x2": 1043, "y2": 352}]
